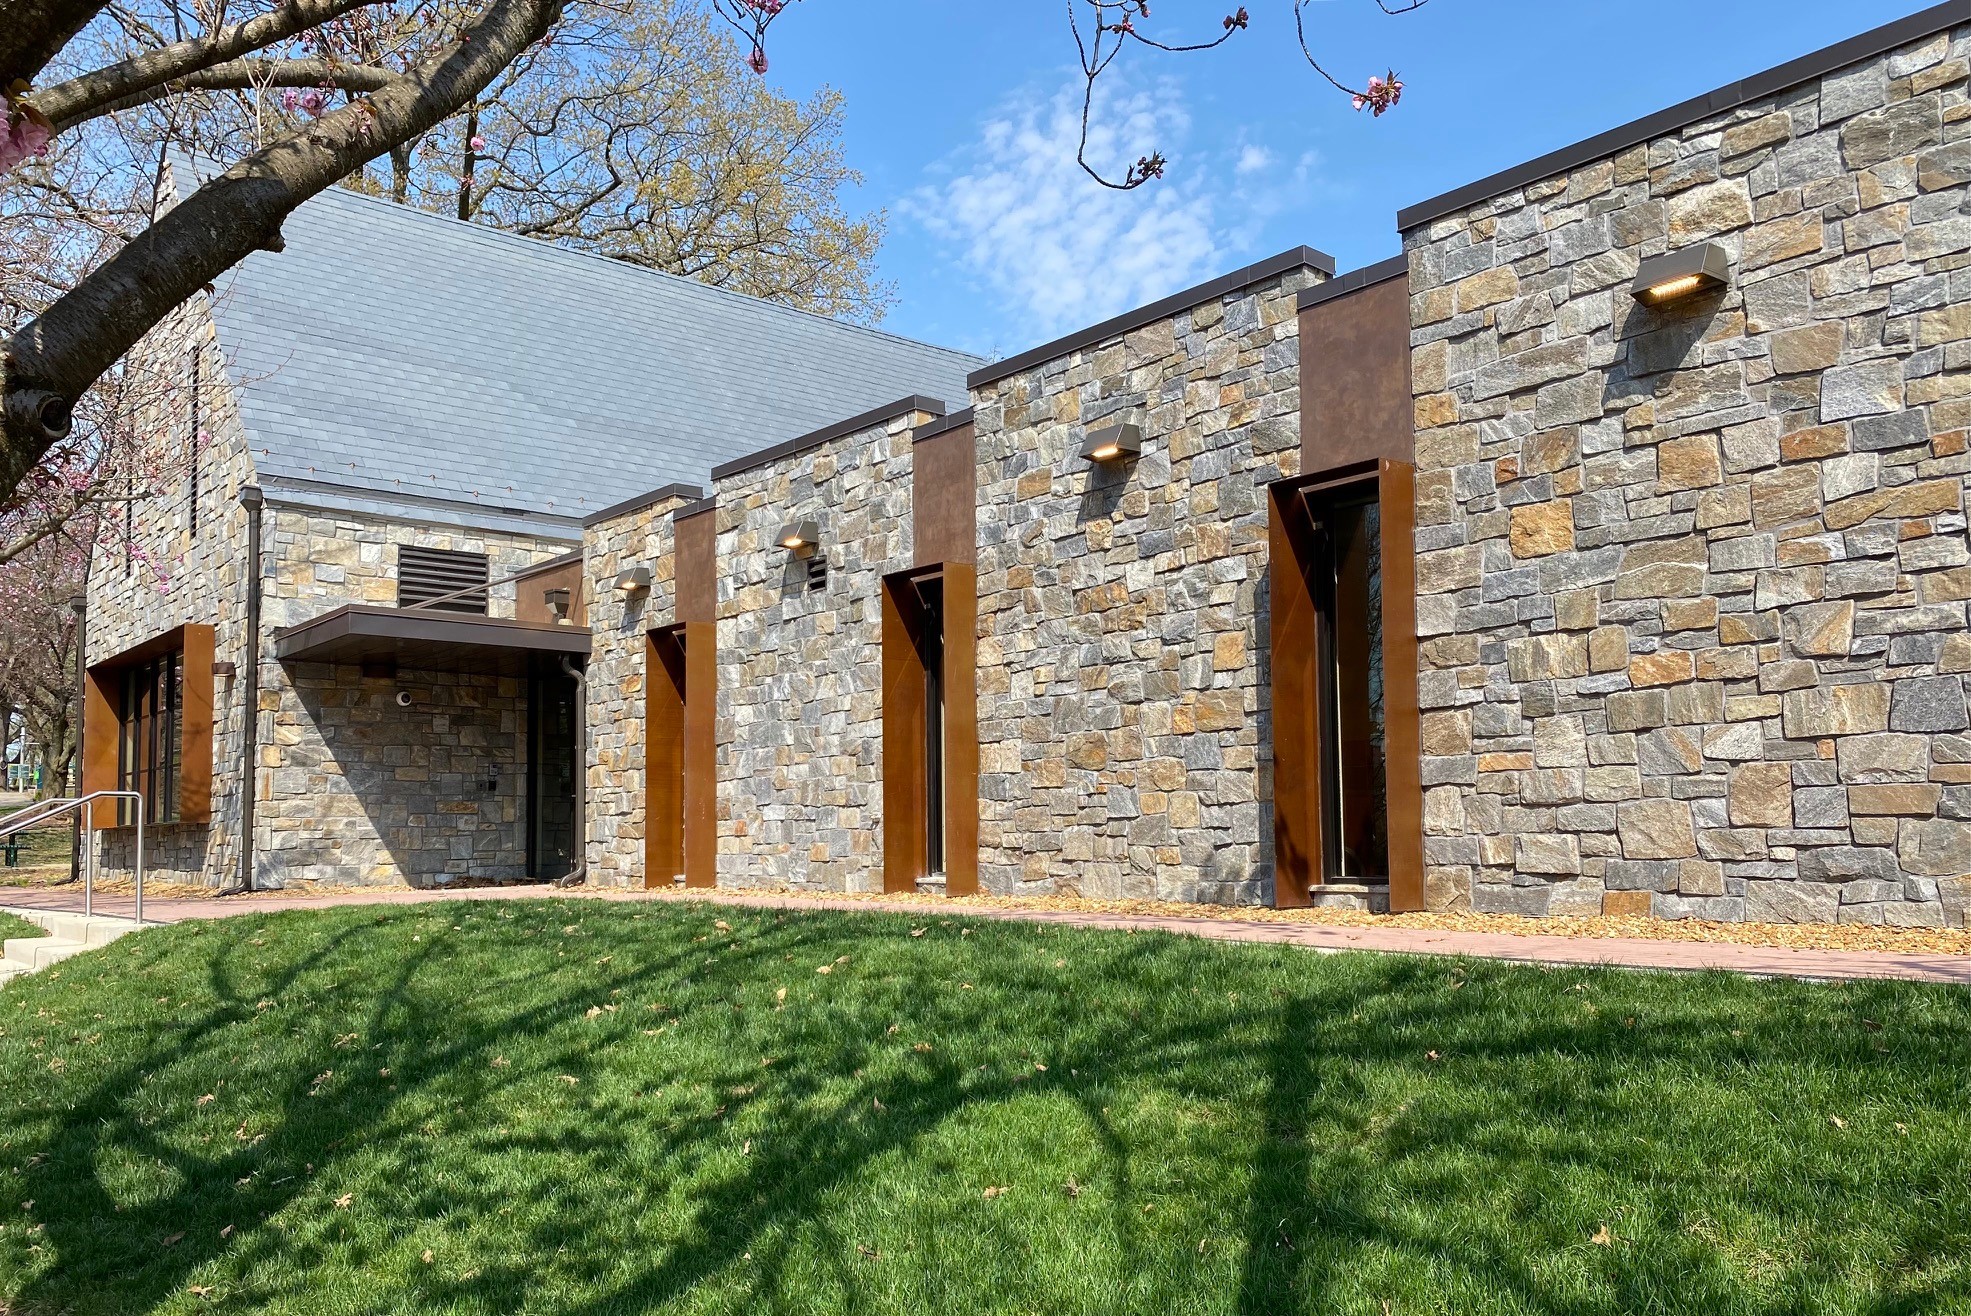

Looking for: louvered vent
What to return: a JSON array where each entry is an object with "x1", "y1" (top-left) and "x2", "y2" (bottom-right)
[{"x1": 397, "y1": 545, "x2": 490, "y2": 613}]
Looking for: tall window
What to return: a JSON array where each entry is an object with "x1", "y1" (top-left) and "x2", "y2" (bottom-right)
[
  {"x1": 118, "y1": 649, "x2": 184, "y2": 825},
  {"x1": 918, "y1": 576, "x2": 947, "y2": 876},
  {"x1": 1308, "y1": 488, "x2": 1388, "y2": 879}
]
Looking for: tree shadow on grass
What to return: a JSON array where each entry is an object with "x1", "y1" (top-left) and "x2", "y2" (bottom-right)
[{"x1": 4, "y1": 907, "x2": 1971, "y2": 1315}]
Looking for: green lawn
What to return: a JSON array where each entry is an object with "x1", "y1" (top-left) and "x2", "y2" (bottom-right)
[
  {"x1": 1, "y1": 901, "x2": 1968, "y2": 1315},
  {"x1": 0, "y1": 805, "x2": 72, "y2": 884},
  {"x1": 0, "y1": 911, "x2": 42, "y2": 942}
]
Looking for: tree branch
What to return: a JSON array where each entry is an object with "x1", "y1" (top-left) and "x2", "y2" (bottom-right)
[
  {"x1": 26, "y1": 0, "x2": 388, "y2": 130},
  {"x1": 2, "y1": 0, "x2": 566, "y2": 491},
  {"x1": 48, "y1": 56, "x2": 406, "y2": 133},
  {"x1": 1, "y1": 0, "x2": 112, "y2": 91}
]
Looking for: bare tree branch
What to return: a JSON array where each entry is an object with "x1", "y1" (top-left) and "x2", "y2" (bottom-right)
[
  {"x1": 50, "y1": 56, "x2": 406, "y2": 132},
  {"x1": 26, "y1": 0, "x2": 388, "y2": 131}
]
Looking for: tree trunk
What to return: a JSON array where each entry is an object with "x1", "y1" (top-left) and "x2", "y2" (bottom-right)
[
  {"x1": 391, "y1": 138, "x2": 416, "y2": 203},
  {"x1": 1, "y1": 0, "x2": 111, "y2": 93},
  {"x1": 458, "y1": 104, "x2": 479, "y2": 220}
]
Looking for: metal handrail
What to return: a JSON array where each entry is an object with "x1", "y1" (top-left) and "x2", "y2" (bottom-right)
[{"x1": 0, "y1": 791, "x2": 146, "y2": 925}]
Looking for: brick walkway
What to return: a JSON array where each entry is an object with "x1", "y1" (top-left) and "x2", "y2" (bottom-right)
[{"x1": 4, "y1": 884, "x2": 1968, "y2": 986}]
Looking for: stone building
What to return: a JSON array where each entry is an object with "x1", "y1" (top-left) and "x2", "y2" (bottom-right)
[{"x1": 82, "y1": 4, "x2": 1971, "y2": 926}]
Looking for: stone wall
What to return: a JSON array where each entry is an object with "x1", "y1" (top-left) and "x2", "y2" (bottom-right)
[
  {"x1": 712, "y1": 410, "x2": 926, "y2": 890},
  {"x1": 87, "y1": 294, "x2": 256, "y2": 885},
  {"x1": 969, "y1": 266, "x2": 1320, "y2": 903},
  {"x1": 1404, "y1": 25, "x2": 1971, "y2": 925},
  {"x1": 259, "y1": 506, "x2": 571, "y2": 886},
  {"x1": 582, "y1": 494, "x2": 690, "y2": 886}
]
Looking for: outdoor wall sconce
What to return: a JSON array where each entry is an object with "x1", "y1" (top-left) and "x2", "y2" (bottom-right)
[
  {"x1": 1632, "y1": 242, "x2": 1731, "y2": 306},
  {"x1": 1080, "y1": 422, "x2": 1142, "y2": 463},
  {"x1": 778, "y1": 521, "x2": 821, "y2": 558},
  {"x1": 544, "y1": 587, "x2": 572, "y2": 620},
  {"x1": 614, "y1": 566, "x2": 651, "y2": 594}
]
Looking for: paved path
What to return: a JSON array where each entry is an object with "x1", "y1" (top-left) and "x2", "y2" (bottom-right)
[{"x1": 4, "y1": 884, "x2": 1968, "y2": 986}]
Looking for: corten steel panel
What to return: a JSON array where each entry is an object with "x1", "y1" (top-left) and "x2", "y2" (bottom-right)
[
  {"x1": 83, "y1": 623, "x2": 216, "y2": 827},
  {"x1": 514, "y1": 555, "x2": 587, "y2": 627},
  {"x1": 1378, "y1": 460, "x2": 1426, "y2": 912},
  {"x1": 645, "y1": 629, "x2": 686, "y2": 888},
  {"x1": 941, "y1": 563, "x2": 980, "y2": 896},
  {"x1": 675, "y1": 510, "x2": 716, "y2": 626},
  {"x1": 881, "y1": 577, "x2": 928, "y2": 895},
  {"x1": 1267, "y1": 486, "x2": 1321, "y2": 908},
  {"x1": 1299, "y1": 272, "x2": 1414, "y2": 471},
  {"x1": 913, "y1": 422, "x2": 976, "y2": 567},
  {"x1": 178, "y1": 623, "x2": 215, "y2": 824},
  {"x1": 681, "y1": 621, "x2": 717, "y2": 887},
  {"x1": 82, "y1": 665, "x2": 119, "y2": 829}
]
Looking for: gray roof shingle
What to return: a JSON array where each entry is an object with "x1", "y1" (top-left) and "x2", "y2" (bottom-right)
[{"x1": 185, "y1": 162, "x2": 982, "y2": 521}]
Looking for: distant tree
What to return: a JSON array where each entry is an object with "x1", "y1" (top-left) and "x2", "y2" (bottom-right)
[
  {"x1": 0, "y1": 0, "x2": 1425, "y2": 507},
  {"x1": 0, "y1": 530, "x2": 86, "y2": 799}
]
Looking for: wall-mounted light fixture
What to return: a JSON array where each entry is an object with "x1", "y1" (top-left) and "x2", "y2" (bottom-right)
[
  {"x1": 1632, "y1": 242, "x2": 1731, "y2": 306},
  {"x1": 777, "y1": 521, "x2": 821, "y2": 559},
  {"x1": 614, "y1": 566, "x2": 651, "y2": 594},
  {"x1": 544, "y1": 587, "x2": 572, "y2": 621},
  {"x1": 1080, "y1": 421, "x2": 1143, "y2": 463}
]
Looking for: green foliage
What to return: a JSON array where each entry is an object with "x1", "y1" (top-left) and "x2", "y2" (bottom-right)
[
  {"x1": 1, "y1": 901, "x2": 1967, "y2": 1314},
  {"x1": 0, "y1": 910, "x2": 41, "y2": 942}
]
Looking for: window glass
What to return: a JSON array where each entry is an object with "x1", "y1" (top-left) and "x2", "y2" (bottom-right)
[
  {"x1": 1313, "y1": 492, "x2": 1388, "y2": 879},
  {"x1": 117, "y1": 650, "x2": 183, "y2": 825}
]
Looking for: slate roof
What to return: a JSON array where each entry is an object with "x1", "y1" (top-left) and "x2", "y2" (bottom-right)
[{"x1": 179, "y1": 161, "x2": 983, "y2": 524}]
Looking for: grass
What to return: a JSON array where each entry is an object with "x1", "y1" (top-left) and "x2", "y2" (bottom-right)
[
  {"x1": 0, "y1": 901, "x2": 1968, "y2": 1315},
  {"x1": 0, "y1": 911, "x2": 42, "y2": 943}
]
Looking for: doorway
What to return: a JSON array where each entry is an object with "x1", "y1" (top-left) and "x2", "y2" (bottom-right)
[{"x1": 527, "y1": 663, "x2": 581, "y2": 879}]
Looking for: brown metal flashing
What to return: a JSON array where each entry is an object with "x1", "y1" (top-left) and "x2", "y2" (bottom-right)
[
  {"x1": 514, "y1": 547, "x2": 584, "y2": 577},
  {"x1": 709, "y1": 395, "x2": 948, "y2": 483},
  {"x1": 514, "y1": 553, "x2": 587, "y2": 627},
  {"x1": 580, "y1": 484, "x2": 706, "y2": 529},
  {"x1": 913, "y1": 420, "x2": 976, "y2": 567},
  {"x1": 912, "y1": 407, "x2": 975, "y2": 444},
  {"x1": 1296, "y1": 255, "x2": 1408, "y2": 312},
  {"x1": 1398, "y1": 1, "x2": 1971, "y2": 231},
  {"x1": 675, "y1": 510, "x2": 715, "y2": 626},
  {"x1": 967, "y1": 246, "x2": 1337, "y2": 390},
  {"x1": 941, "y1": 563, "x2": 980, "y2": 897},
  {"x1": 273, "y1": 604, "x2": 590, "y2": 674},
  {"x1": 881, "y1": 566, "x2": 979, "y2": 896},
  {"x1": 1300, "y1": 270, "x2": 1415, "y2": 470},
  {"x1": 673, "y1": 497, "x2": 716, "y2": 522},
  {"x1": 1379, "y1": 461, "x2": 1424, "y2": 914}
]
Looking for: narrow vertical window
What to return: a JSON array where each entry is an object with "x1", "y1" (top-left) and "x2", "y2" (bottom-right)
[
  {"x1": 186, "y1": 349, "x2": 201, "y2": 535},
  {"x1": 117, "y1": 648, "x2": 184, "y2": 825},
  {"x1": 918, "y1": 576, "x2": 947, "y2": 877},
  {"x1": 1309, "y1": 490, "x2": 1388, "y2": 879}
]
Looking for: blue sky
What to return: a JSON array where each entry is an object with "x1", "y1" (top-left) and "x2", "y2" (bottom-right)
[{"x1": 757, "y1": 0, "x2": 1938, "y2": 359}]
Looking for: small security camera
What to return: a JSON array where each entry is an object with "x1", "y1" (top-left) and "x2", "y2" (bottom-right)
[{"x1": 395, "y1": 690, "x2": 414, "y2": 708}]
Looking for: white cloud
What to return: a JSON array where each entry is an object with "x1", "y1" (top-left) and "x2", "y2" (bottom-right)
[
  {"x1": 1235, "y1": 144, "x2": 1274, "y2": 176},
  {"x1": 907, "y1": 80, "x2": 1224, "y2": 340}
]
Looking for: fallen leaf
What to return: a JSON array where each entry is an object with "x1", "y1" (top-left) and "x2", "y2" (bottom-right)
[
  {"x1": 715, "y1": 921, "x2": 731, "y2": 931},
  {"x1": 1054, "y1": 959, "x2": 1066, "y2": 968},
  {"x1": 873, "y1": 1097, "x2": 886, "y2": 1113},
  {"x1": 775, "y1": 988, "x2": 787, "y2": 1004},
  {"x1": 982, "y1": 1185, "x2": 1009, "y2": 1199},
  {"x1": 585, "y1": 1006, "x2": 603, "y2": 1019},
  {"x1": 162, "y1": 1231, "x2": 186, "y2": 1247},
  {"x1": 1425, "y1": 1051, "x2": 1441, "y2": 1062},
  {"x1": 961, "y1": 983, "x2": 974, "y2": 990},
  {"x1": 1034, "y1": 1062, "x2": 1047, "y2": 1072},
  {"x1": 1590, "y1": 1225, "x2": 1612, "y2": 1247},
  {"x1": 1063, "y1": 1178, "x2": 1081, "y2": 1199},
  {"x1": 1198, "y1": 1237, "x2": 1208, "y2": 1254},
  {"x1": 913, "y1": 1042, "x2": 934, "y2": 1053},
  {"x1": 492, "y1": 1056, "x2": 509, "y2": 1068},
  {"x1": 188, "y1": 1285, "x2": 214, "y2": 1298},
  {"x1": 219, "y1": 1224, "x2": 234, "y2": 1239},
  {"x1": 422, "y1": 1249, "x2": 434, "y2": 1264},
  {"x1": 1895, "y1": 1122, "x2": 1910, "y2": 1135},
  {"x1": 815, "y1": 965, "x2": 832, "y2": 975},
  {"x1": 886, "y1": 1023, "x2": 900, "y2": 1035},
  {"x1": 560, "y1": 1075, "x2": 579, "y2": 1086},
  {"x1": 910, "y1": 928, "x2": 927, "y2": 938},
  {"x1": 857, "y1": 1243, "x2": 880, "y2": 1259},
  {"x1": 1830, "y1": 1115, "x2": 1848, "y2": 1130},
  {"x1": 333, "y1": 1194, "x2": 353, "y2": 1209},
  {"x1": 742, "y1": 1140, "x2": 751, "y2": 1156},
  {"x1": 196, "y1": 1093, "x2": 215, "y2": 1106}
]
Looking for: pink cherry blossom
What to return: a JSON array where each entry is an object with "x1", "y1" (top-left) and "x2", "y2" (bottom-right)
[
  {"x1": 0, "y1": 92, "x2": 52, "y2": 173},
  {"x1": 746, "y1": 46, "x2": 768, "y2": 74},
  {"x1": 469, "y1": 134, "x2": 486, "y2": 152}
]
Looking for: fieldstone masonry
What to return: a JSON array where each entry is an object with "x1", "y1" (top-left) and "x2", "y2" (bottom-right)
[
  {"x1": 713, "y1": 411, "x2": 925, "y2": 890},
  {"x1": 1404, "y1": 25, "x2": 1971, "y2": 925},
  {"x1": 970, "y1": 266, "x2": 1321, "y2": 902},
  {"x1": 583, "y1": 494, "x2": 688, "y2": 886}
]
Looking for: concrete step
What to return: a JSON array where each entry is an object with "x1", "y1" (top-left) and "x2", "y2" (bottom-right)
[{"x1": 0, "y1": 907, "x2": 139, "y2": 985}]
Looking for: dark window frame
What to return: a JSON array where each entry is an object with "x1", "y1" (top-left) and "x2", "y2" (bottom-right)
[{"x1": 116, "y1": 648, "x2": 184, "y2": 826}]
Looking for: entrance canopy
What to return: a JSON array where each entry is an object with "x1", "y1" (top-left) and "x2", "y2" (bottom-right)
[{"x1": 274, "y1": 605, "x2": 591, "y2": 675}]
